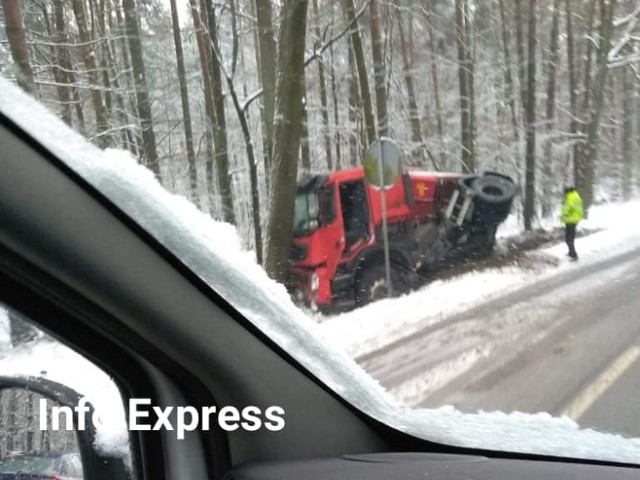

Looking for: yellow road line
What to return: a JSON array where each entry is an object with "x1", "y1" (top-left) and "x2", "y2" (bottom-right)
[{"x1": 561, "y1": 345, "x2": 640, "y2": 421}]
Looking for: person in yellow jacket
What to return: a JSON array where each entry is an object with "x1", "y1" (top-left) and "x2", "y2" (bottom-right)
[{"x1": 561, "y1": 186, "x2": 584, "y2": 260}]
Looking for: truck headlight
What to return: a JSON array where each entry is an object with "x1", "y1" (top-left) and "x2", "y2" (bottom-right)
[{"x1": 310, "y1": 272, "x2": 320, "y2": 292}]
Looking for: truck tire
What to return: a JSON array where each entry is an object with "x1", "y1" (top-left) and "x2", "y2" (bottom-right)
[
  {"x1": 470, "y1": 175, "x2": 518, "y2": 205},
  {"x1": 355, "y1": 263, "x2": 405, "y2": 307}
]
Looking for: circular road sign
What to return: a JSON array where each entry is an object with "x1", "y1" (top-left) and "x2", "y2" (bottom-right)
[{"x1": 363, "y1": 138, "x2": 403, "y2": 190}]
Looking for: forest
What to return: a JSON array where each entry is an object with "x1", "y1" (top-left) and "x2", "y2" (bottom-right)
[{"x1": 1, "y1": 0, "x2": 639, "y2": 282}]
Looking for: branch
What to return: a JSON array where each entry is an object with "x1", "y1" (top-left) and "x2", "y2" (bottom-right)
[
  {"x1": 304, "y1": 0, "x2": 372, "y2": 68},
  {"x1": 614, "y1": 4, "x2": 640, "y2": 28},
  {"x1": 234, "y1": 0, "x2": 372, "y2": 114}
]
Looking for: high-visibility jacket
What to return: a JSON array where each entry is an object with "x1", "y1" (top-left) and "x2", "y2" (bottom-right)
[{"x1": 561, "y1": 190, "x2": 584, "y2": 225}]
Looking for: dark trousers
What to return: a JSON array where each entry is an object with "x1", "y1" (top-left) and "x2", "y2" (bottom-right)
[{"x1": 565, "y1": 223, "x2": 577, "y2": 258}]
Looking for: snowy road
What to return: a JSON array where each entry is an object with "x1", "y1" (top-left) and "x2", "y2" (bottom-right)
[{"x1": 358, "y1": 244, "x2": 640, "y2": 437}]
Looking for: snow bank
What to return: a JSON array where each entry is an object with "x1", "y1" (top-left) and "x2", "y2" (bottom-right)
[{"x1": 3, "y1": 75, "x2": 640, "y2": 464}]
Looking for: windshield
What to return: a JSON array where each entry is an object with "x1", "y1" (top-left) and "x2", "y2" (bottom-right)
[
  {"x1": 293, "y1": 190, "x2": 320, "y2": 236},
  {"x1": 2, "y1": 0, "x2": 640, "y2": 467}
]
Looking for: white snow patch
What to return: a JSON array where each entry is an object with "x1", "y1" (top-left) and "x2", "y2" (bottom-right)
[{"x1": 3, "y1": 75, "x2": 640, "y2": 463}]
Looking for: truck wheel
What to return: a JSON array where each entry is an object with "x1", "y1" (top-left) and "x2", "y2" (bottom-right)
[
  {"x1": 471, "y1": 175, "x2": 518, "y2": 205},
  {"x1": 355, "y1": 264, "x2": 405, "y2": 307}
]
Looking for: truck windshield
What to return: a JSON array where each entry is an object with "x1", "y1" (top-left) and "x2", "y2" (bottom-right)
[{"x1": 293, "y1": 190, "x2": 320, "y2": 236}]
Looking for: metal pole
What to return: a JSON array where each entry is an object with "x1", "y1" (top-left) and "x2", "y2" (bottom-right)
[{"x1": 377, "y1": 141, "x2": 393, "y2": 296}]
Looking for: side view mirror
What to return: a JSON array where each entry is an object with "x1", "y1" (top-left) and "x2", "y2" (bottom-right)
[{"x1": 0, "y1": 376, "x2": 130, "y2": 480}]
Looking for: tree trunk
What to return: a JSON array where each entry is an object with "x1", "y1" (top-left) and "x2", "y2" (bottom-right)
[
  {"x1": 498, "y1": 0, "x2": 519, "y2": 140},
  {"x1": 96, "y1": 0, "x2": 113, "y2": 125},
  {"x1": 425, "y1": 0, "x2": 444, "y2": 144},
  {"x1": 514, "y1": 0, "x2": 527, "y2": 112},
  {"x1": 226, "y1": 78, "x2": 263, "y2": 263},
  {"x1": 369, "y1": 0, "x2": 388, "y2": 137},
  {"x1": 202, "y1": 0, "x2": 236, "y2": 224},
  {"x1": 188, "y1": 0, "x2": 217, "y2": 214},
  {"x1": 313, "y1": 0, "x2": 333, "y2": 170},
  {"x1": 464, "y1": 0, "x2": 476, "y2": 168},
  {"x1": 342, "y1": 0, "x2": 376, "y2": 146},
  {"x1": 53, "y1": 0, "x2": 72, "y2": 126},
  {"x1": 122, "y1": 0, "x2": 160, "y2": 176},
  {"x1": 577, "y1": 0, "x2": 616, "y2": 212},
  {"x1": 263, "y1": 0, "x2": 309, "y2": 283},
  {"x1": 347, "y1": 39, "x2": 361, "y2": 166},
  {"x1": 254, "y1": 0, "x2": 277, "y2": 173},
  {"x1": 574, "y1": 0, "x2": 597, "y2": 184},
  {"x1": 72, "y1": 0, "x2": 111, "y2": 148},
  {"x1": 169, "y1": 0, "x2": 197, "y2": 201},
  {"x1": 565, "y1": 0, "x2": 578, "y2": 182},
  {"x1": 397, "y1": 8, "x2": 422, "y2": 154},
  {"x1": 622, "y1": 65, "x2": 633, "y2": 200},
  {"x1": 2, "y1": 0, "x2": 35, "y2": 94},
  {"x1": 523, "y1": 0, "x2": 537, "y2": 231},
  {"x1": 300, "y1": 78, "x2": 311, "y2": 174},
  {"x1": 455, "y1": 0, "x2": 474, "y2": 172},
  {"x1": 541, "y1": 0, "x2": 560, "y2": 217},
  {"x1": 329, "y1": 26, "x2": 342, "y2": 170}
]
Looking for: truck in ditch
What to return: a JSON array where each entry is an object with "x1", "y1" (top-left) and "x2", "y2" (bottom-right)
[{"x1": 288, "y1": 167, "x2": 518, "y2": 309}]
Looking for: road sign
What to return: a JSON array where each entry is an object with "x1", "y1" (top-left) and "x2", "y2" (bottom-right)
[
  {"x1": 363, "y1": 138, "x2": 402, "y2": 190},
  {"x1": 362, "y1": 138, "x2": 403, "y2": 298}
]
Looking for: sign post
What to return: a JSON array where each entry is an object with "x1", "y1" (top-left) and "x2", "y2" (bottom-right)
[{"x1": 362, "y1": 138, "x2": 403, "y2": 298}]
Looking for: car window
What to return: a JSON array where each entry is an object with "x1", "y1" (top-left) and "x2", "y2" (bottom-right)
[
  {"x1": 2, "y1": 0, "x2": 640, "y2": 467},
  {"x1": 0, "y1": 302, "x2": 131, "y2": 479}
]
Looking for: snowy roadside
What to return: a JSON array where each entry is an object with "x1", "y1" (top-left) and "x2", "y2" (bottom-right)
[{"x1": 318, "y1": 200, "x2": 640, "y2": 361}]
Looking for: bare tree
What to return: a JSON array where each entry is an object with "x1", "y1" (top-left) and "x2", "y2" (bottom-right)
[
  {"x1": 621, "y1": 64, "x2": 633, "y2": 199},
  {"x1": 71, "y1": 0, "x2": 111, "y2": 148},
  {"x1": 52, "y1": 0, "x2": 71, "y2": 125},
  {"x1": 397, "y1": 6, "x2": 422, "y2": 153},
  {"x1": 2, "y1": 0, "x2": 35, "y2": 93},
  {"x1": 565, "y1": 0, "x2": 579, "y2": 179},
  {"x1": 577, "y1": 0, "x2": 617, "y2": 211},
  {"x1": 523, "y1": 0, "x2": 537, "y2": 231},
  {"x1": 202, "y1": 0, "x2": 236, "y2": 224},
  {"x1": 541, "y1": 0, "x2": 561, "y2": 216},
  {"x1": 342, "y1": 0, "x2": 376, "y2": 146},
  {"x1": 498, "y1": 0, "x2": 519, "y2": 140},
  {"x1": 169, "y1": 0, "x2": 197, "y2": 200},
  {"x1": 312, "y1": 0, "x2": 333, "y2": 169},
  {"x1": 122, "y1": 0, "x2": 160, "y2": 175},
  {"x1": 369, "y1": 0, "x2": 388, "y2": 136},
  {"x1": 264, "y1": 0, "x2": 309, "y2": 283},
  {"x1": 455, "y1": 0, "x2": 474, "y2": 172},
  {"x1": 254, "y1": 0, "x2": 277, "y2": 172},
  {"x1": 425, "y1": 0, "x2": 444, "y2": 144}
]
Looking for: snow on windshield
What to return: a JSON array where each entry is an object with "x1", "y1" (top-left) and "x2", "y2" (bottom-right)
[{"x1": 2, "y1": 76, "x2": 640, "y2": 463}]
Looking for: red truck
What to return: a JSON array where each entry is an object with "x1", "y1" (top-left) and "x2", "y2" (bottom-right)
[{"x1": 288, "y1": 167, "x2": 518, "y2": 309}]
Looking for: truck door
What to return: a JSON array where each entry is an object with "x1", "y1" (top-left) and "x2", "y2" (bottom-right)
[
  {"x1": 317, "y1": 183, "x2": 345, "y2": 281},
  {"x1": 339, "y1": 181, "x2": 370, "y2": 255}
]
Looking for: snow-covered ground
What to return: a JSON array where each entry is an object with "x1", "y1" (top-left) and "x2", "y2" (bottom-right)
[{"x1": 319, "y1": 200, "x2": 640, "y2": 361}]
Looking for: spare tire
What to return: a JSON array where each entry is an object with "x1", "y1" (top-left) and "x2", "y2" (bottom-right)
[{"x1": 471, "y1": 174, "x2": 518, "y2": 205}]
